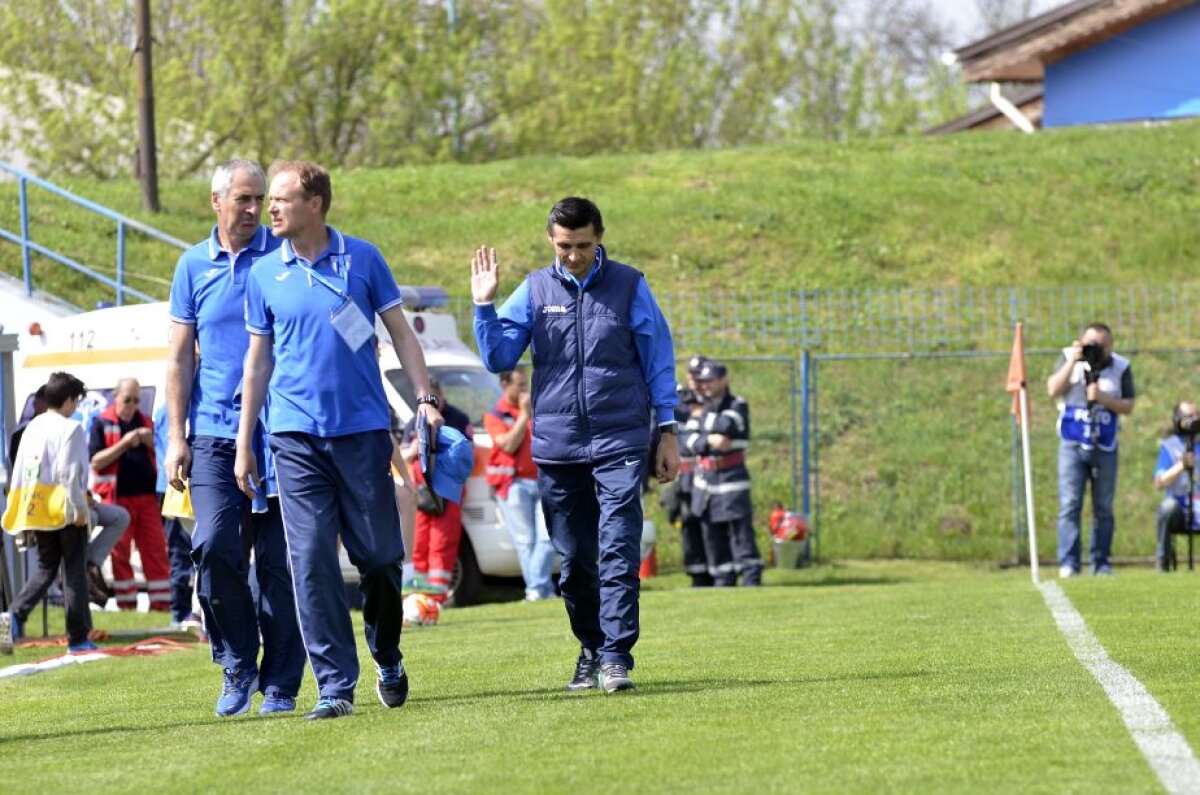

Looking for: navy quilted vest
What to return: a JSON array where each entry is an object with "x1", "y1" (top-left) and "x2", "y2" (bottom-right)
[{"x1": 527, "y1": 257, "x2": 650, "y2": 463}]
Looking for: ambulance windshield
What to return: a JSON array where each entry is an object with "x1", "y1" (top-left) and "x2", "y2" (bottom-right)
[{"x1": 385, "y1": 366, "x2": 502, "y2": 427}]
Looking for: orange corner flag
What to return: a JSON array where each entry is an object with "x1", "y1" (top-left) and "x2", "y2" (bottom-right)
[{"x1": 1005, "y1": 322, "x2": 1027, "y2": 425}]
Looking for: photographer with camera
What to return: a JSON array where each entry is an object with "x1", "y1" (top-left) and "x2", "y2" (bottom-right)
[
  {"x1": 1153, "y1": 402, "x2": 1200, "y2": 572},
  {"x1": 1046, "y1": 323, "x2": 1135, "y2": 578}
]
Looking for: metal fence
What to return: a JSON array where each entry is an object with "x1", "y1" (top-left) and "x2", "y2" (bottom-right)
[{"x1": 453, "y1": 285, "x2": 1200, "y2": 356}]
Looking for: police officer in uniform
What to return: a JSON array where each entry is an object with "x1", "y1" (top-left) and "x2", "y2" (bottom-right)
[
  {"x1": 686, "y1": 361, "x2": 762, "y2": 586},
  {"x1": 671, "y1": 355, "x2": 713, "y2": 587}
]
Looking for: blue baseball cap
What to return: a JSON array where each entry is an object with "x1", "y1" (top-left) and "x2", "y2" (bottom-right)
[{"x1": 430, "y1": 426, "x2": 474, "y2": 504}]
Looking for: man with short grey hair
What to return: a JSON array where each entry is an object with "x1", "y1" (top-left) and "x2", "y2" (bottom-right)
[{"x1": 163, "y1": 158, "x2": 304, "y2": 717}]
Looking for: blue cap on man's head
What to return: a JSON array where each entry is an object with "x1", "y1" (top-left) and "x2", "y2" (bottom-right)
[{"x1": 430, "y1": 426, "x2": 474, "y2": 504}]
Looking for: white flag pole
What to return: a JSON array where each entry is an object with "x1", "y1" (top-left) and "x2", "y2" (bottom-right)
[{"x1": 1018, "y1": 386, "x2": 1039, "y2": 584}]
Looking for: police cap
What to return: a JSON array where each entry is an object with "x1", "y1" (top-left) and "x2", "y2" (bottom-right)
[
  {"x1": 695, "y1": 361, "x2": 727, "y2": 381},
  {"x1": 686, "y1": 354, "x2": 709, "y2": 375}
]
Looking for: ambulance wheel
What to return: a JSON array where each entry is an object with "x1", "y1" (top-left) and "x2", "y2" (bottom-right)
[{"x1": 445, "y1": 531, "x2": 481, "y2": 608}]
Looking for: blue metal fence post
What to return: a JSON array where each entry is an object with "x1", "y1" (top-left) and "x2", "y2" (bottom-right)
[
  {"x1": 811, "y1": 353, "x2": 820, "y2": 562},
  {"x1": 800, "y1": 350, "x2": 810, "y2": 517},
  {"x1": 791, "y1": 354, "x2": 799, "y2": 513},
  {"x1": 115, "y1": 220, "x2": 126, "y2": 306},
  {"x1": 19, "y1": 177, "x2": 31, "y2": 296}
]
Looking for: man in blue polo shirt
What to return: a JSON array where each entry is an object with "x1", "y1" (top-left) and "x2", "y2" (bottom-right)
[
  {"x1": 471, "y1": 196, "x2": 679, "y2": 694},
  {"x1": 164, "y1": 158, "x2": 305, "y2": 717},
  {"x1": 236, "y1": 160, "x2": 443, "y2": 721}
]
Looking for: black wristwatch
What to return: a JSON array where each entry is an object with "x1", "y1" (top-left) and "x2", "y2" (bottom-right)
[
  {"x1": 416, "y1": 394, "x2": 441, "y2": 411},
  {"x1": 659, "y1": 422, "x2": 678, "y2": 435}
]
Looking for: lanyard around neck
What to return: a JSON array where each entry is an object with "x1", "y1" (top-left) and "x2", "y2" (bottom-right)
[{"x1": 292, "y1": 257, "x2": 349, "y2": 301}]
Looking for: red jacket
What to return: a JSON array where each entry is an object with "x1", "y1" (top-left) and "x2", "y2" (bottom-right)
[
  {"x1": 91, "y1": 404, "x2": 154, "y2": 504},
  {"x1": 485, "y1": 398, "x2": 535, "y2": 499}
]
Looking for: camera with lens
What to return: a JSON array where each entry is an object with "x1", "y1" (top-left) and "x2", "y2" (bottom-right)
[
  {"x1": 675, "y1": 383, "x2": 701, "y2": 406},
  {"x1": 1175, "y1": 414, "x2": 1199, "y2": 438},
  {"x1": 1081, "y1": 342, "x2": 1105, "y2": 384}
]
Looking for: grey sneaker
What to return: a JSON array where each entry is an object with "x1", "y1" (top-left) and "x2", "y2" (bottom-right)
[
  {"x1": 566, "y1": 651, "x2": 601, "y2": 691},
  {"x1": 600, "y1": 662, "x2": 635, "y2": 693},
  {"x1": 304, "y1": 697, "x2": 355, "y2": 720},
  {"x1": 0, "y1": 612, "x2": 13, "y2": 655}
]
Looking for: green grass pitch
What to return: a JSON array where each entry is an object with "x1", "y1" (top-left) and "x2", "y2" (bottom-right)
[{"x1": 2, "y1": 561, "x2": 1198, "y2": 793}]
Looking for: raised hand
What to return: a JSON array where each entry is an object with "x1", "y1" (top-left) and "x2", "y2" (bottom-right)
[{"x1": 471, "y1": 246, "x2": 500, "y2": 304}]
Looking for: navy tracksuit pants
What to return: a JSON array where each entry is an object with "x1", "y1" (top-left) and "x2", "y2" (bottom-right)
[
  {"x1": 190, "y1": 436, "x2": 305, "y2": 699},
  {"x1": 156, "y1": 501, "x2": 195, "y2": 624},
  {"x1": 270, "y1": 430, "x2": 406, "y2": 703},
  {"x1": 538, "y1": 451, "x2": 646, "y2": 669}
]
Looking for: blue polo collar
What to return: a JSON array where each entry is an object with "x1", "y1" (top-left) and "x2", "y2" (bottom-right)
[
  {"x1": 207, "y1": 224, "x2": 268, "y2": 262},
  {"x1": 281, "y1": 226, "x2": 349, "y2": 276},
  {"x1": 554, "y1": 244, "x2": 606, "y2": 290}
]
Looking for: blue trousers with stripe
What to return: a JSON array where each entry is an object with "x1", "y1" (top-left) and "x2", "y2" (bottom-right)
[
  {"x1": 537, "y1": 451, "x2": 646, "y2": 669},
  {"x1": 270, "y1": 430, "x2": 406, "y2": 703},
  {"x1": 189, "y1": 436, "x2": 305, "y2": 698}
]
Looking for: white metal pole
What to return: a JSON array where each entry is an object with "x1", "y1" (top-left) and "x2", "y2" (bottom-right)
[{"x1": 1018, "y1": 387, "x2": 1039, "y2": 583}]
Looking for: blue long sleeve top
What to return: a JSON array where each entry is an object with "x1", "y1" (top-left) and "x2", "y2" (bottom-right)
[{"x1": 474, "y1": 258, "x2": 677, "y2": 426}]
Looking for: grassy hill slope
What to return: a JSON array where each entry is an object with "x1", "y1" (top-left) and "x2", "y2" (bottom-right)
[
  {"x1": 2, "y1": 119, "x2": 1198, "y2": 308},
  {"x1": 2, "y1": 121, "x2": 1198, "y2": 566}
]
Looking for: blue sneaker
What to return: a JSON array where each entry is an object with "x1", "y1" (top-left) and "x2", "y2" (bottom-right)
[
  {"x1": 259, "y1": 695, "x2": 297, "y2": 716},
  {"x1": 215, "y1": 668, "x2": 259, "y2": 717},
  {"x1": 401, "y1": 574, "x2": 428, "y2": 596},
  {"x1": 304, "y1": 697, "x2": 354, "y2": 720},
  {"x1": 376, "y1": 662, "x2": 410, "y2": 708},
  {"x1": 67, "y1": 639, "x2": 100, "y2": 654}
]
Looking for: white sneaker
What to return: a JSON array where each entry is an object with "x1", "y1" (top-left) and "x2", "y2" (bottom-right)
[{"x1": 1059, "y1": 565, "x2": 1076, "y2": 579}]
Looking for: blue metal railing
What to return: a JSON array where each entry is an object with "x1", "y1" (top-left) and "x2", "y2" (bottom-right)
[{"x1": 0, "y1": 162, "x2": 188, "y2": 306}]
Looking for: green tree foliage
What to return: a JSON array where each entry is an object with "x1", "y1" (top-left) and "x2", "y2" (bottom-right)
[{"x1": 0, "y1": 0, "x2": 967, "y2": 177}]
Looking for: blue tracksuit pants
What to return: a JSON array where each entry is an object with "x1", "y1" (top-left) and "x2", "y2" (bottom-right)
[
  {"x1": 189, "y1": 436, "x2": 305, "y2": 698},
  {"x1": 270, "y1": 430, "x2": 406, "y2": 703},
  {"x1": 537, "y1": 451, "x2": 646, "y2": 669}
]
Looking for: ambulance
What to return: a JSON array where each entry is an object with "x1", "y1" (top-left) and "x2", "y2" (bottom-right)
[{"x1": 9, "y1": 287, "x2": 656, "y2": 606}]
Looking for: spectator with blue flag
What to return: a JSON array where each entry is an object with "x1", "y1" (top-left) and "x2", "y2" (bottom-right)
[
  {"x1": 1046, "y1": 322, "x2": 1135, "y2": 578},
  {"x1": 471, "y1": 196, "x2": 679, "y2": 694}
]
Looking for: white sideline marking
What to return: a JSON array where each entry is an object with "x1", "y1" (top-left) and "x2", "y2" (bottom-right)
[{"x1": 1040, "y1": 581, "x2": 1200, "y2": 794}]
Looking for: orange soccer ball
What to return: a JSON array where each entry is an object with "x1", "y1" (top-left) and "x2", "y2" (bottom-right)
[{"x1": 402, "y1": 593, "x2": 442, "y2": 626}]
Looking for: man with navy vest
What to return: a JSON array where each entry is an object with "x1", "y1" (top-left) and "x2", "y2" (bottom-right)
[
  {"x1": 236, "y1": 160, "x2": 443, "y2": 720},
  {"x1": 164, "y1": 158, "x2": 305, "y2": 717},
  {"x1": 1046, "y1": 322, "x2": 1135, "y2": 578},
  {"x1": 471, "y1": 196, "x2": 679, "y2": 694}
]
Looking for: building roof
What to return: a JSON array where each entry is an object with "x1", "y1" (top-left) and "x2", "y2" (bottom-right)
[
  {"x1": 925, "y1": 86, "x2": 1045, "y2": 134},
  {"x1": 953, "y1": 0, "x2": 1198, "y2": 82}
]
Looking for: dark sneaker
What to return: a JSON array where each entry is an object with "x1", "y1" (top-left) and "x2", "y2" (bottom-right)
[
  {"x1": 376, "y1": 663, "x2": 410, "y2": 708},
  {"x1": 599, "y1": 662, "x2": 635, "y2": 693},
  {"x1": 86, "y1": 562, "x2": 114, "y2": 607},
  {"x1": 0, "y1": 612, "x2": 14, "y2": 655},
  {"x1": 215, "y1": 668, "x2": 259, "y2": 717},
  {"x1": 67, "y1": 639, "x2": 100, "y2": 654},
  {"x1": 304, "y1": 697, "x2": 354, "y2": 720},
  {"x1": 566, "y1": 651, "x2": 601, "y2": 692},
  {"x1": 259, "y1": 695, "x2": 297, "y2": 716}
]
